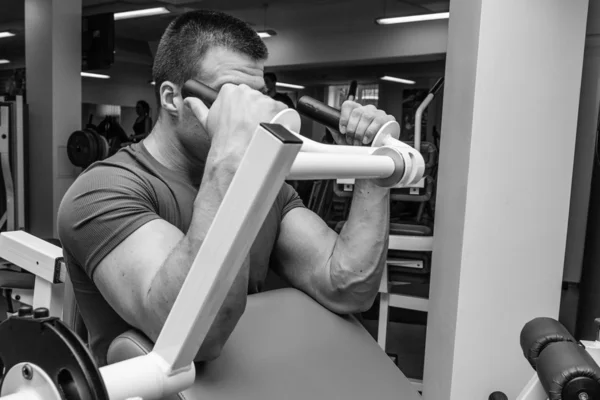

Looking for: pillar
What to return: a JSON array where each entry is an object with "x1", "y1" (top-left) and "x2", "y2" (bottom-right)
[
  {"x1": 25, "y1": 0, "x2": 82, "y2": 238},
  {"x1": 423, "y1": 0, "x2": 589, "y2": 399},
  {"x1": 570, "y1": 2, "x2": 600, "y2": 340}
]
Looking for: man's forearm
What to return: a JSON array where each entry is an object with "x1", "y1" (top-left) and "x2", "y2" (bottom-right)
[
  {"x1": 326, "y1": 180, "x2": 389, "y2": 312},
  {"x1": 145, "y1": 154, "x2": 249, "y2": 360}
]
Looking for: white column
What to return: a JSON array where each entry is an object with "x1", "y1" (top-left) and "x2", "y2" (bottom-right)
[
  {"x1": 25, "y1": 0, "x2": 82, "y2": 238},
  {"x1": 423, "y1": 1, "x2": 590, "y2": 399}
]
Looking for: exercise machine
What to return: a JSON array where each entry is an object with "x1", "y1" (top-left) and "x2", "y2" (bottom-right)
[
  {"x1": 0, "y1": 79, "x2": 426, "y2": 400},
  {"x1": 510, "y1": 317, "x2": 600, "y2": 400},
  {"x1": 0, "y1": 95, "x2": 26, "y2": 232}
]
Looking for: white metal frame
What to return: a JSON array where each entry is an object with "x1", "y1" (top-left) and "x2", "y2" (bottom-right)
[
  {"x1": 377, "y1": 235, "x2": 433, "y2": 348},
  {"x1": 0, "y1": 108, "x2": 425, "y2": 400},
  {"x1": 0, "y1": 231, "x2": 66, "y2": 318}
]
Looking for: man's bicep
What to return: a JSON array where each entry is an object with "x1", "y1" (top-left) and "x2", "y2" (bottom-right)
[
  {"x1": 273, "y1": 207, "x2": 337, "y2": 296},
  {"x1": 93, "y1": 219, "x2": 184, "y2": 332}
]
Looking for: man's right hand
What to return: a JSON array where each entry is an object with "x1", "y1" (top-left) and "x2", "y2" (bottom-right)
[{"x1": 184, "y1": 83, "x2": 285, "y2": 165}]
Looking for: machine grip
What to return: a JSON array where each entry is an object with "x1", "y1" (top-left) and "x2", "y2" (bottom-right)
[
  {"x1": 536, "y1": 341, "x2": 600, "y2": 400},
  {"x1": 520, "y1": 317, "x2": 576, "y2": 369},
  {"x1": 296, "y1": 96, "x2": 341, "y2": 132},
  {"x1": 182, "y1": 79, "x2": 218, "y2": 107},
  {"x1": 348, "y1": 80, "x2": 358, "y2": 99}
]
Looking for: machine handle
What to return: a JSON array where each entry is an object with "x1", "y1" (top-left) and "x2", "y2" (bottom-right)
[
  {"x1": 182, "y1": 79, "x2": 218, "y2": 107},
  {"x1": 347, "y1": 80, "x2": 358, "y2": 100},
  {"x1": 296, "y1": 96, "x2": 342, "y2": 132},
  {"x1": 182, "y1": 79, "x2": 344, "y2": 135}
]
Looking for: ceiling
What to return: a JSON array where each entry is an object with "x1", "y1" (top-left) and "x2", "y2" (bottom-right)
[{"x1": 0, "y1": 0, "x2": 449, "y2": 83}]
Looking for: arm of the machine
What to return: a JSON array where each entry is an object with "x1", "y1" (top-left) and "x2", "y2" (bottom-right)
[
  {"x1": 0, "y1": 231, "x2": 66, "y2": 318},
  {"x1": 0, "y1": 80, "x2": 425, "y2": 400}
]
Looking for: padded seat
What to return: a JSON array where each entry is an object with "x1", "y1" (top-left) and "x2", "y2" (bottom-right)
[{"x1": 108, "y1": 288, "x2": 421, "y2": 400}]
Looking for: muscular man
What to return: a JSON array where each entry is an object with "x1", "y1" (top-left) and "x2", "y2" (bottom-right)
[{"x1": 57, "y1": 10, "x2": 393, "y2": 366}]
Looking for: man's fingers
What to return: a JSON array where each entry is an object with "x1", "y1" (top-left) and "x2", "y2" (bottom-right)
[
  {"x1": 353, "y1": 113, "x2": 374, "y2": 145},
  {"x1": 339, "y1": 101, "x2": 360, "y2": 135},
  {"x1": 184, "y1": 97, "x2": 209, "y2": 127}
]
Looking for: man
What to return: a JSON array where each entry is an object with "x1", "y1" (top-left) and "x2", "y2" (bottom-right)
[
  {"x1": 264, "y1": 72, "x2": 296, "y2": 109},
  {"x1": 58, "y1": 10, "x2": 394, "y2": 366}
]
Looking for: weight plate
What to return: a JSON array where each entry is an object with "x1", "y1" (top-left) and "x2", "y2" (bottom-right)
[
  {"x1": 95, "y1": 133, "x2": 109, "y2": 160},
  {"x1": 0, "y1": 313, "x2": 109, "y2": 400},
  {"x1": 67, "y1": 130, "x2": 98, "y2": 168}
]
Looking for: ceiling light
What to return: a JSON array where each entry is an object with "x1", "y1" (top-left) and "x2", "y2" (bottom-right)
[
  {"x1": 81, "y1": 72, "x2": 110, "y2": 79},
  {"x1": 376, "y1": 12, "x2": 449, "y2": 25},
  {"x1": 0, "y1": 60, "x2": 11, "y2": 65},
  {"x1": 114, "y1": 7, "x2": 170, "y2": 21},
  {"x1": 257, "y1": 30, "x2": 277, "y2": 38},
  {"x1": 0, "y1": 32, "x2": 15, "y2": 39},
  {"x1": 380, "y1": 76, "x2": 415, "y2": 85},
  {"x1": 276, "y1": 82, "x2": 304, "y2": 90}
]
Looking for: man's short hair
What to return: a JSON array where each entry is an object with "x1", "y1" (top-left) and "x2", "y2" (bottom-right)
[
  {"x1": 152, "y1": 10, "x2": 269, "y2": 108},
  {"x1": 264, "y1": 72, "x2": 277, "y2": 82}
]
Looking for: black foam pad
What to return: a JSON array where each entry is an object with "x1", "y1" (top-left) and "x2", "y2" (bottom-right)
[
  {"x1": 537, "y1": 341, "x2": 600, "y2": 400},
  {"x1": 520, "y1": 317, "x2": 576, "y2": 369}
]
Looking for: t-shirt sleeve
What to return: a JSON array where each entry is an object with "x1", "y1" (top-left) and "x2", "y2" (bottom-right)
[
  {"x1": 57, "y1": 164, "x2": 161, "y2": 280},
  {"x1": 279, "y1": 183, "x2": 305, "y2": 219}
]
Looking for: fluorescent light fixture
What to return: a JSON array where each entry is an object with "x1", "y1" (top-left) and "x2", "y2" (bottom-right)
[
  {"x1": 0, "y1": 60, "x2": 10, "y2": 65},
  {"x1": 276, "y1": 82, "x2": 304, "y2": 90},
  {"x1": 257, "y1": 30, "x2": 277, "y2": 38},
  {"x1": 81, "y1": 72, "x2": 110, "y2": 79},
  {"x1": 380, "y1": 76, "x2": 415, "y2": 85},
  {"x1": 376, "y1": 12, "x2": 449, "y2": 25},
  {"x1": 0, "y1": 32, "x2": 15, "y2": 39},
  {"x1": 114, "y1": 7, "x2": 170, "y2": 21}
]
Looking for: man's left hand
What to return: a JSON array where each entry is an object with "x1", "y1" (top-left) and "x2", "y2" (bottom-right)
[{"x1": 336, "y1": 102, "x2": 396, "y2": 146}]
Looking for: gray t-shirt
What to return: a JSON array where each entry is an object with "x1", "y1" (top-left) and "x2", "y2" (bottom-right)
[{"x1": 57, "y1": 142, "x2": 304, "y2": 366}]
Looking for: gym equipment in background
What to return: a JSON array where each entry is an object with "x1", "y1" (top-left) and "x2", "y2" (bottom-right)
[
  {"x1": 0, "y1": 95, "x2": 26, "y2": 232},
  {"x1": 67, "y1": 115, "x2": 131, "y2": 169},
  {"x1": 508, "y1": 317, "x2": 600, "y2": 400},
  {"x1": 0, "y1": 79, "x2": 426, "y2": 400}
]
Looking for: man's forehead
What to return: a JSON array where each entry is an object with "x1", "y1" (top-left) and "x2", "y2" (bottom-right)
[{"x1": 197, "y1": 46, "x2": 266, "y2": 91}]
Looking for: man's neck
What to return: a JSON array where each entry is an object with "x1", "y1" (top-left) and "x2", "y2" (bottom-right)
[{"x1": 143, "y1": 120, "x2": 208, "y2": 186}]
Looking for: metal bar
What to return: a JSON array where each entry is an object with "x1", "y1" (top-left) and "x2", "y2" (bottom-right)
[
  {"x1": 14, "y1": 96, "x2": 25, "y2": 231},
  {"x1": 0, "y1": 105, "x2": 14, "y2": 231},
  {"x1": 388, "y1": 294, "x2": 429, "y2": 312},
  {"x1": 288, "y1": 152, "x2": 395, "y2": 180},
  {"x1": 152, "y1": 122, "x2": 302, "y2": 373},
  {"x1": 31, "y1": 277, "x2": 64, "y2": 318},
  {"x1": 0, "y1": 231, "x2": 65, "y2": 283},
  {"x1": 389, "y1": 235, "x2": 434, "y2": 252},
  {"x1": 414, "y1": 93, "x2": 433, "y2": 152}
]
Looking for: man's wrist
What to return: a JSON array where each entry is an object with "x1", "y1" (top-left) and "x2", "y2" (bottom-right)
[{"x1": 354, "y1": 179, "x2": 390, "y2": 198}]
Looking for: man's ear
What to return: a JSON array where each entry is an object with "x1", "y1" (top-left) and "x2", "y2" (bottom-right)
[{"x1": 159, "y1": 81, "x2": 182, "y2": 117}]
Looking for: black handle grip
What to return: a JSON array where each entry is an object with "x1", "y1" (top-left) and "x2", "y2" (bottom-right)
[
  {"x1": 182, "y1": 79, "x2": 218, "y2": 107},
  {"x1": 183, "y1": 79, "x2": 342, "y2": 131},
  {"x1": 348, "y1": 80, "x2": 358, "y2": 99},
  {"x1": 297, "y1": 96, "x2": 341, "y2": 132}
]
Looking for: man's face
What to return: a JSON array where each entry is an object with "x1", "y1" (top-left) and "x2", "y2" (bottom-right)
[{"x1": 175, "y1": 46, "x2": 266, "y2": 146}]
